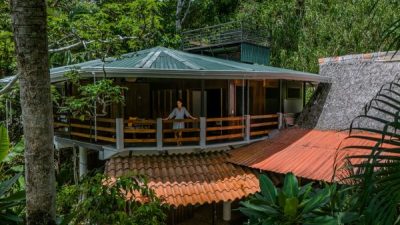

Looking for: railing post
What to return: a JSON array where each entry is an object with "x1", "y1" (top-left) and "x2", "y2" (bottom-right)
[
  {"x1": 245, "y1": 115, "x2": 251, "y2": 142},
  {"x1": 116, "y1": 118, "x2": 124, "y2": 151},
  {"x1": 200, "y1": 117, "x2": 206, "y2": 148},
  {"x1": 156, "y1": 118, "x2": 163, "y2": 150},
  {"x1": 277, "y1": 112, "x2": 283, "y2": 129}
]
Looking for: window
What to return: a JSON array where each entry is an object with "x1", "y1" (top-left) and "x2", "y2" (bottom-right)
[{"x1": 287, "y1": 87, "x2": 301, "y2": 99}]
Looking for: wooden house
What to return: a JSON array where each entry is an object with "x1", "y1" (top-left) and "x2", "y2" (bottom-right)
[
  {"x1": 1, "y1": 22, "x2": 331, "y2": 224},
  {"x1": 51, "y1": 46, "x2": 328, "y2": 158},
  {"x1": 47, "y1": 45, "x2": 328, "y2": 224}
]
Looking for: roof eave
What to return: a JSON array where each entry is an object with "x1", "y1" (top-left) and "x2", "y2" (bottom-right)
[
  {"x1": 0, "y1": 67, "x2": 330, "y2": 84},
  {"x1": 81, "y1": 67, "x2": 331, "y2": 83}
]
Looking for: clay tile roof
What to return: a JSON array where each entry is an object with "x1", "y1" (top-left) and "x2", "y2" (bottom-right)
[
  {"x1": 228, "y1": 128, "x2": 398, "y2": 182},
  {"x1": 105, "y1": 151, "x2": 259, "y2": 207}
]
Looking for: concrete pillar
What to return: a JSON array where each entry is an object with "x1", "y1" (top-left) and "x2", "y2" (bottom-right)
[
  {"x1": 200, "y1": 117, "x2": 206, "y2": 148},
  {"x1": 156, "y1": 118, "x2": 163, "y2": 150},
  {"x1": 277, "y1": 112, "x2": 283, "y2": 129},
  {"x1": 223, "y1": 201, "x2": 231, "y2": 221},
  {"x1": 79, "y1": 147, "x2": 88, "y2": 178},
  {"x1": 245, "y1": 115, "x2": 251, "y2": 142},
  {"x1": 116, "y1": 118, "x2": 124, "y2": 151}
]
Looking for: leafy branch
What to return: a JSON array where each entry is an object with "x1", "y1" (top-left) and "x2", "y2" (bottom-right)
[{"x1": 58, "y1": 71, "x2": 126, "y2": 119}]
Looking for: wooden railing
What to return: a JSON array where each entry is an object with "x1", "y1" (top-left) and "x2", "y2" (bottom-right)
[
  {"x1": 124, "y1": 118, "x2": 157, "y2": 144},
  {"x1": 162, "y1": 119, "x2": 200, "y2": 144},
  {"x1": 54, "y1": 113, "x2": 282, "y2": 150},
  {"x1": 54, "y1": 115, "x2": 117, "y2": 143},
  {"x1": 206, "y1": 116, "x2": 245, "y2": 142}
]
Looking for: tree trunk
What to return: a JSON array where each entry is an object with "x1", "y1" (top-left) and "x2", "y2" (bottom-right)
[
  {"x1": 175, "y1": 0, "x2": 184, "y2": 32},
  {"x1": 175, "y1": 0, "x2": 191, "y2": 32},
  {"x1": 10, "y1": 1, "x2": 56, "y2": 225}
]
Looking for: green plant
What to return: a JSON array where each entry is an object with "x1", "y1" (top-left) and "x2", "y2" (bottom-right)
[
  {"x1": 342, "y1": 76, "x2": 400, "y2": 225},
  {"x1": 239, "y1": 173, "x2": 358, "y2": 225},
  {"x1": 57, "y1": 173, "x2": 167, "y2": 225},
  {"x1": 0, "y1": 84, "x2": 23, "y2": 143},
  {"x1": 59, "y1": 71, "x2": 126, "y2": 119},
  {"x1": 0, "y1": 124, "x2": 9, "y2": 162},
  {"x1": 0, "y1": 140, "x2": 24, "y2": 188},
  {"x1": 0, "y1": 173, "x2": 25, "y2": 224},
  {"x1": 345, "y1": 138, "x2": 400, "y2": 225}
]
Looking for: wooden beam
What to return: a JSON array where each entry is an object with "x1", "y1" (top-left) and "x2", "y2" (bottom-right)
[
  {"x1": 207, "y1": 133, "x2": 243, "y2": 141},
  {"x1": 250, "y1": 122, "x2": 278, "y2": 128}
]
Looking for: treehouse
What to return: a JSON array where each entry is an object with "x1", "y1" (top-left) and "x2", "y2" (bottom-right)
[{"x1": 46, "y1": 46, "x2": 329, "y2": 159}]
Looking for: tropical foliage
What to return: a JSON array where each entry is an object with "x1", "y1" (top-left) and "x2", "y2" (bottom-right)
[
  {"x1": 0, "y1": 124, "x2": 9, "y2": 162},
  {"x1": 0, "y1": 125, "x2": 24, "y2": 224},
  {"x1": 344, "y1": 75, "x2": 400, "y2": 225},
  {"x1": 58, "y1": 71, "x2": 126, "y2": 119},
  {"x1": 0, "y1": 173, "x2": 25, "y2": 225},
  {"x1": 57, "y1": 173, "x2": 167, "y2": 225},
  {"x1": 0, "y1": 1, "x2": 14, "y2": 77},
  {"x1": 0, "y1": 0, "x2": 399, "y2": 224},
  {"x1": 47, "y1": 0, "x2": 172, "y2": 66},
  {"x1": 236, "y1": 0, "x2": 400, "y2": 73},
  {"x1": 239, "y1": 173, "x2": 358, "y2": 225},
  {"x1": 0, "y1": 85, "x2": 22, "y2": 143}
]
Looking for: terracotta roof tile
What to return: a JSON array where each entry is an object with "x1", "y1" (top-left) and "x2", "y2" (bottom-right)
[
  {"x1": 105, "y1": 151, "x2": 259, "y2": 207},
  {"x1": 228, "y1": 128, "x2": 398, "y2": 182}
]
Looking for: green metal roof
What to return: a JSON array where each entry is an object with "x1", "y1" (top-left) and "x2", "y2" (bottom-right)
[{"x1": 0, "y1": 46, "x2": 330, "y2": 83}]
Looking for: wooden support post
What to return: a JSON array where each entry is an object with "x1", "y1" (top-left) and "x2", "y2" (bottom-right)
[
  {"x1": 200, "y1": 117, "x2": 206, "y2": 148},
  {"x1": 79, "y1": 146, "x2": 87, "y2": 178},
  {"x1": 242, "y1": 79, "x2": 245, "y2": 116},
  {"x1": 303, "y1": 81, "x2": 307, "y2": 107},
  {"x1": 247, "y1": 80, "x2": 250, "y2": 115},
  {"x1": 212, "y1": 202, "x2": 217, "y2": 225},
  {"x1": 223, "y1": 201, "x2": 232, "y2": 221},
  {"x1": 245, "y1": 114, "x2": 251, "y2": 142},
  {"x1": 156, "y1": 118, "x2": 163, "y2": 150},
  {"x1": 116, "y1": 118, "x2": 124, "y2": 151},
  {"x1": 279, "y1": 79, "x2": 283, "y2": 113},
  {"x1": 201, "y1": 80, "x2": 205, "y2": 117}
]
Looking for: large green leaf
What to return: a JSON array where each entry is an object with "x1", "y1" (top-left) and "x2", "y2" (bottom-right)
[
  {"x1": 3, "y1": 140, "x2": 24, "y2": 163},
  {"x1": 0, "y1": 190, "x2": 25, "y2": 205},
  {"x1": 238, "y1": 207, "x2": 269, "y2": 219},
  {"x1": 282, "y1": 172, "x2": 298, "y2": 198},
  {"x1": 283, "y1": 197, "x2": 298, "y2": 218},
  {"x1": 0, "y1": 125, "x2": 9, "y2": 162},
  {"x1": 0, "y1": 173, "x2": 21, "y2": 197},
  {"x1": 240, "y1": 201, "x2": 278, "y2": 215},
  {"x1": 0, "y1": 213, "x2": 24, "y2": 224},
  {"x1": 0, "y1": 173, "x2": 25, "y2": 225},
  {"x1": 336, "y1": 212, "x2": 361, "y2": 224},
  {"x1": 302, "y1": 187, "x2": 330, "y2": 214},
  {"x1": 304, "y1": 215, "x2": 338, "y2": 225},
  {"x1": 259, "y1": 174, "x2": 277, "y2": 204}
]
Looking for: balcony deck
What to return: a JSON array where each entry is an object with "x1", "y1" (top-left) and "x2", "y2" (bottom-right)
[
  {"x1": 181, "y1": 21, "x2": 269, "y2": 51},
  {"x1": 54, "y1": 114, "x2": 281, "y2": 158}
]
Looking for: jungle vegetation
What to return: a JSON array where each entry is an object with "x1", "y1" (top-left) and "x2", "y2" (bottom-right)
[{"x1": 0, "y1": 0, "x2": 399, "y2": 224}]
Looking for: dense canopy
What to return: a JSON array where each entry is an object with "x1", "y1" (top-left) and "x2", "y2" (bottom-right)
[{"x1": 0, "y1": 0, "x2": 399, "y2": 77}]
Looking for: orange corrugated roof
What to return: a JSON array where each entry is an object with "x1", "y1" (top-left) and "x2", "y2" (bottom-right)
[
  {"x1": 105, "y1": 152, "x2": 259, "y2": 207},
  {"x1": 228, "y1": 128, "x2": 398, "y2": 182}
]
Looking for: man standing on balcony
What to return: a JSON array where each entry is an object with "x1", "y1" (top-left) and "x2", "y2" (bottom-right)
[{"x1": 164, "y1": 98, "x2": 197, "y2": 146}]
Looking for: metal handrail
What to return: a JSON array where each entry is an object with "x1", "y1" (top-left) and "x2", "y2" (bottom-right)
[{"x1": 181, "y1": 21, "x2": 269, "y2": 50}]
